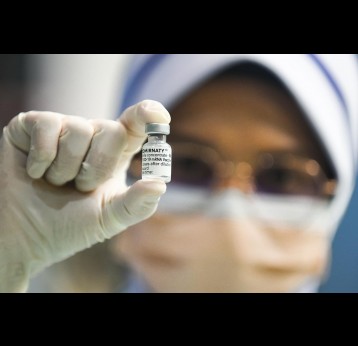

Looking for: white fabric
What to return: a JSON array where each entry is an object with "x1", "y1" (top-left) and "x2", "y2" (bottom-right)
[
  {"x1": 121, "y1": 184, "x2": 328, "y2": 293},
  {"x1": 159, "y1": 184, "x2": 333, "y2": 234}
]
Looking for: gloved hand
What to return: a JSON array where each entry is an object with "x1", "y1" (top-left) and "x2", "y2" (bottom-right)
[{"x1": 0, "y1": 100, "x2": 170, "y2": 292}]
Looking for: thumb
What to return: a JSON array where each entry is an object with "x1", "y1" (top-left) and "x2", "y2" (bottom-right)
[{"x1": 100, "y1": 179, "x2": 167, "y2": 238}]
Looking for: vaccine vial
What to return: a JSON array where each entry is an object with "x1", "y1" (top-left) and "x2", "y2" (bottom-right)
[{"x1": 142, "y1": 123, "x2": 171, "y2": 183}]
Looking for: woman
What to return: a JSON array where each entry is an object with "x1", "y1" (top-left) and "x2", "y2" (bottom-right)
[{"x1": 111, "y1": 54, "x2": 358, "y2": 292}]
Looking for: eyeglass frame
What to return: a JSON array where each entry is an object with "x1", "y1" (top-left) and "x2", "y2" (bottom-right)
[{"x1": 129, "y1": 141, "x2": 337, "y2": 200}]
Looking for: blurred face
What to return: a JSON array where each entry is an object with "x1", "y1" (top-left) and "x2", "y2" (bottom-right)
[{"x1": 112, "y1": 75, "x2": 333, "y2": 292}]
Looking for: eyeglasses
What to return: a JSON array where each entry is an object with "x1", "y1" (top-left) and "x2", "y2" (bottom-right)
[{"x1": 129, "y1": 141, "x2": 337, "y2": 200}]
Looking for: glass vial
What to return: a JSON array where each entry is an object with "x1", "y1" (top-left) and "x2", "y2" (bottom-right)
[{"x1": 142, "y1": 123, "x2": 171, "y2": 183}]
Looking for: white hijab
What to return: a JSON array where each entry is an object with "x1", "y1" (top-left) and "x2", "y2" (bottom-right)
[{"x1": 119, "y1": 54, "x2": 358, "y2": 238}]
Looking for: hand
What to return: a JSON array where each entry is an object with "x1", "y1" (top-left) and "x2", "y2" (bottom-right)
[{"x1": 0, "y1": 100, "x2": 170, "y2": 292}]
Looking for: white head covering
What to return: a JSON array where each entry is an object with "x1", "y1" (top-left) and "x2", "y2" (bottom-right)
[{"x1": 119, "y1": 54, "x2": 358, "y2": 236}]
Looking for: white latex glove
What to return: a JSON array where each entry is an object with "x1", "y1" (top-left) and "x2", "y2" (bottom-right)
[{"x1": 0, "y1": 100, "x2": 170, "y2": 292}]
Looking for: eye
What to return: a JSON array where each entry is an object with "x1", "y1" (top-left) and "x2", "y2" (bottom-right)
[
  {"x1": 172, "y1": 156, "x2": 215, "y2": 187},
  {"x1": 255, "y1": 168, "x2": 321, "y2": 196}
]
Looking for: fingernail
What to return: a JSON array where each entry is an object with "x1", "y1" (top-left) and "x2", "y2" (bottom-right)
[
  {"x1": 140, "y1": 179, "x2": 167, "y2": 193},
  {"x1": 27, "y1": 160, "x2": 45, "y2": 179},
  {"x1": 141, "y1": 100, "x2": 171, "y2": 121}
]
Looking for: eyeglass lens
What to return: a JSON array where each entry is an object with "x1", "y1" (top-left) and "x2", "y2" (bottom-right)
[{"x1": 128, "y1": 143, "x2": 334, "y2": 199}]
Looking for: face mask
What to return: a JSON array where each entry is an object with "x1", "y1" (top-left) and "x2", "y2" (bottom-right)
[
  {"x1": 135, "y1": 183, "x2": 332, "y2": 293},
  {"x1": 158, "y1": 183, "x2": 335, "y2": 235}
]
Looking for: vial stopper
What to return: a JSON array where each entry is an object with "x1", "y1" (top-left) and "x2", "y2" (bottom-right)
[{"x1": 145, "y1": 123, "x2": 170, "y2": 135}]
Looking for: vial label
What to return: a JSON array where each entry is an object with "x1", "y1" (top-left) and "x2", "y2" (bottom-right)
[{"x1": 142, "y1": 143, "x2": 172, "y2": 183}]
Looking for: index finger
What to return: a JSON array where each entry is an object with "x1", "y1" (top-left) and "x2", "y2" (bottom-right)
[{"x1": 117, "y1": 100, "x2": 171, "y2": 164}]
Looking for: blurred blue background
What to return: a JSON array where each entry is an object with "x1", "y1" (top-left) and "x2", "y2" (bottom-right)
[{"x1": 319, "y1": 178, "x2": 358, "y2": 292}]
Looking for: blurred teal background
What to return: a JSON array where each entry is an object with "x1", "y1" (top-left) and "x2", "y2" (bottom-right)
[{"x1": 319, "y1": 178, "x2": 358, "y2": 292}]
